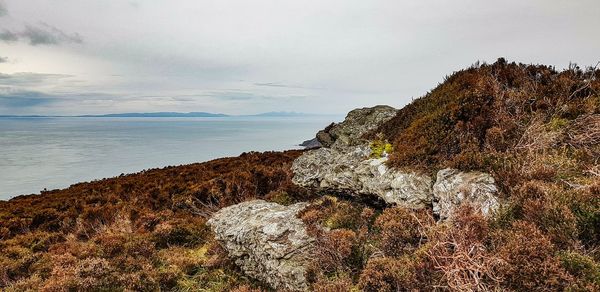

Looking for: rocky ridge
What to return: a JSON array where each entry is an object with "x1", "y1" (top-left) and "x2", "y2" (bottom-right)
[
  {"x1": 292, "y1": 145, "x2": 433, "y2": 208},
  {"x1": 293, "y1": 105, "x2": 501, "y2": 217}
]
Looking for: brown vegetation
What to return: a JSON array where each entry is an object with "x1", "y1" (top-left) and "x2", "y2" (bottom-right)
[
  {"x1": 0, "y1": 150, "x2": 307, "y2": 291},
  {"x1": 306, "y1": 59, "x2": 600, "y2": 291}
]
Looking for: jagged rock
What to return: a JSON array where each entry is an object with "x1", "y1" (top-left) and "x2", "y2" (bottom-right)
[
  {"x1": 316, "y1": 128, "x2": 335, "y2": 147},
  {"x1": 316, "y1": 105, "x2": 397, "y2": 149},
  {"x1": 207, "y1": 200, "x2": 314, "y2": 291},
  {"x1": 292, "y1": 145, "x2": 432, "y2": 208},
  {"x1": 299, "y1": 137, "x2": 322, "y2": 149},
  {"x1": 292, "y1": 105, "x2": 431, "y2": 208},
  {"x1": 432, "y1": 168, "x2": 500, "y2": 220}
]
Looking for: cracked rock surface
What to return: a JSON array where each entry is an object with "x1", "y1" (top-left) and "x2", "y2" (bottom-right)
[
  {"x1": 207, "y1": 200, "x2": 314, "y2": 291},
  {"x1": 432, "y1": 168, "x2": 500, "y2": 220},
  {"x1": 292, "y1": 145, "x2": 433, "y2": 208}
]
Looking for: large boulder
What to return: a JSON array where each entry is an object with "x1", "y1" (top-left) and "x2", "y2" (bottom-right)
[
  {"x1": 207, "y1": 200, "x2": 314, "y2": 291},
  {"x1": 316, "y1": 105, "x2": 397, "y2": 149},
  {"x1": 292, "y1": 145, "x2": 432, "y2": 208},
  {"x1": 432, "y1": 169, "x2": 500, "y2": 220}
]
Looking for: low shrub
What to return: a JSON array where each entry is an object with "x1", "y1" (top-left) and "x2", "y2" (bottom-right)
[
  {"x1": 492, "y1": 221, "x2": 572, "y2": 291},
  {"x1": 358, "y1": 256, "x2": 418, "y2": 292},
  {"x1": 375, "y1": 207, "x2": 434, "y2": 257}
]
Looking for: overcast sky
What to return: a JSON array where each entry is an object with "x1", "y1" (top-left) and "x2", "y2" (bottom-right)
[{"x1": 0, "y1": 0, "x2": 599, "y2": 115}]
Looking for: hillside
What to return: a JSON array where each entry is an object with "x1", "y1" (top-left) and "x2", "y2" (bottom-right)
[
  {"x1": 0, "y1": 151, "x2": 312, "y2": 291},
  {"x1": 1, "y1": 59, "x2": 599, "y2": 291}
]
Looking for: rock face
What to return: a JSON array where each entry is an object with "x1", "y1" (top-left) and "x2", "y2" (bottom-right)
[
  {"x1": 207, "y1": 200, "x2": 314, "y2": 291},
  {"x1": 299, "y1": 137, "x2": 322, "y2": 149},
  {"x1": 316, "y1": 105, "x2": 397, "y2": 149},
  {"x1": 432, "y1": 168, "x2": 500, "y2": 220},
  {"x1": 292, "y1": 105, "x2": 501, "y2": 217},
  {"x1": 292, "y1": 105, "x2": 433, "y2": 208},
  {"x1": 292, "y1": 145, "x2": 432, "y2": 208}
]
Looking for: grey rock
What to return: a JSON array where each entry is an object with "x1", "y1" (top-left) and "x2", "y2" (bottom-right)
[
  {"x1": 207, "y1": 200, "x2": 314, "y2": 291},
  {"x1": 432, "y1": 168, "x2": 500, "y2": 220},
  {"x1": 316, "y1": 105, "x2": 397, "y2": 149},
  {"x1": 299, "y1": 137, "x2": 322, "y2": 149},
  {"x1": 316, "y1": 128, "x2": 335, "y2": 148},
  {"x1": 292, "y1": 145, "x2": 432, "y2": 208}
]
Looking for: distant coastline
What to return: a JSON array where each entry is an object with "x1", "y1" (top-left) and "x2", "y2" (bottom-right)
[{"x1": 0, "y1": 111, "x2": 331, "y2": 118}]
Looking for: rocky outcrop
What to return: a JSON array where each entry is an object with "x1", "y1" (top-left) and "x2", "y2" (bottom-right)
[
  {"x1": 299, "y1": 137, "x2": 322, "y2": 149},
  {"x1": 292, "y1": 105, "x2": 501, "y2": 217},
  {"x1": 207, "y1": 200, "x2": 314, "y2": 291},
  {"x1": 292, "y1": 145, "x2": 432, "y2": 208},
  {"x1": 316, "y1": 105, "x2": 397, "y2": 149},
  {"x1": 432, "y1": 169, "x2": 500, "y2": 220},
  {"x1": 292, "y1": 105, "x2": 434, "y2": 208}
]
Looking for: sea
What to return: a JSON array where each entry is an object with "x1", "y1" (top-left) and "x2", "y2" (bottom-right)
[{"x1": 0, "y1": 116, "x2": 340, "y2": 200}]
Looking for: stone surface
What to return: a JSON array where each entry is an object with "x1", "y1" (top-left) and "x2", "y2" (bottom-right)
[
  {"x1": 432, "y1": 168, "x2": 500, "y2": 220},
  {"x1": 292, "y1": 145, "x2": 432, "y2": 208},
  {"x1": 299, "y1": 137, "x2": 322, "y2": 149},
  {"x1": 207, "y1": 200, "x2": 314, "y2": 291},
  {"x1": 316, "y1": 105, "x2": 397, "y2": 149}
]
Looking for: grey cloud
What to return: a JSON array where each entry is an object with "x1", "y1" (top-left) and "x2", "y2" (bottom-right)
[
  {"x1": 0, "y1": 72, "x2": 74, "y2": 86},
  {"x1": 0, "y1": 56, "x2": 7, "y2": 63},
  {"x1": 23, "y1": 23, "x2": 83, "y2": 45},
  {"x1": 0, "y1": 30, "x2": 18, "y2": 42},
  {"x1": 0, "y1": 84, "x2": 127, "y2": 111},
  {"x1": 253, "y1": 82, "x2": 323, "y2": 90},
  {"x1": 209, "y1": 91, "x2": 308, "y2": 102},
  {"x1": 0, "y1": 87, "x2": 58, "y2": 108},
  {"x1": 0, "y1": 1, "x2": 7, "y2": 17},
  {"x1": 2, "y1": 0, "x2": 600, "y2": 115},
  {"x1": 0, "y1": 24, "x2": 83, "y2": 46}
]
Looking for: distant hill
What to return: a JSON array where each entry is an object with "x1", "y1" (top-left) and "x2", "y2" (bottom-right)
[{"x1": 79, "y1": 112, "x2": 229, "y2": 117}]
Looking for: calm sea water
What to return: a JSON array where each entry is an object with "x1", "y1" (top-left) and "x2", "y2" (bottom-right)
[{"x1": 0, "y1": 116, "x2": 339, "y2": 200}]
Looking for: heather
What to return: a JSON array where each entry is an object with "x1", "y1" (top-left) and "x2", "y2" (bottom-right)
[{"x1": 0, "y1": 150, "x2": 309, "y2": 291}]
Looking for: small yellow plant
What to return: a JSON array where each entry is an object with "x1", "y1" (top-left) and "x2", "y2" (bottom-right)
[{"x1": 370, "y1": 137, "x2": 393, "y2": 158}]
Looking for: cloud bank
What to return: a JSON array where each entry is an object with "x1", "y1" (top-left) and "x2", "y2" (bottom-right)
[
  {"x1": 0, "y1": 1, "x2": 7, "y2": 17},
  {"x1": 0, "y1": 0, "x2": 599, "y2": 115},
  {"x1": 0, "y1": 24, "x2": 83, "y2": 46}
]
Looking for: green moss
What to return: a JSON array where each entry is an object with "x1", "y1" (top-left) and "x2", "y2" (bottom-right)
[
  {"x1": 269, "y1": 191, "x2": 294, "y2": 206},
  {"x1": 548, "y1": 117, "x2": 569, "y2": 131},
  {"x1": 559, "y1": 251, "x2": 600, "y2": 286}
]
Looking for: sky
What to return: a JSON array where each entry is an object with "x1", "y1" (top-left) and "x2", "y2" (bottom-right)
[{"x1": 0, "y1": 0, "x2": 599, "y2": 115}]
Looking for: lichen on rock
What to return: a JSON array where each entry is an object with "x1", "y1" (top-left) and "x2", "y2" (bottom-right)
[
  {"x1": 432, "y1": 168, "x2": 500, "y2": 220},
  {"x1": 292, "y1": 145, "x2": 433, "y2": 208},
  {"x1": 316, "y1": 105, "x2": 398, "y2": 149},
  {"x1": 207, "y1": 200, "x2": 314, "y2": 291},
  {"x1": 292, "y1": 105, "x2": 433, "y2": 208}
]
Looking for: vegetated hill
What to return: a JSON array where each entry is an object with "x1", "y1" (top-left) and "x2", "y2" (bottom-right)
[
  {"x1": 359, "y1": 58, "x2": 599, "y2": 290},
  {"x1": 0, "y1": 59, "x2": 599, "y2": 291},
  {"x1": 0, "y1": 151, "x2": 312, "y2": 291},
  {"x1": 375, "y1": 58, "x2": 599, "y2": 177}
]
